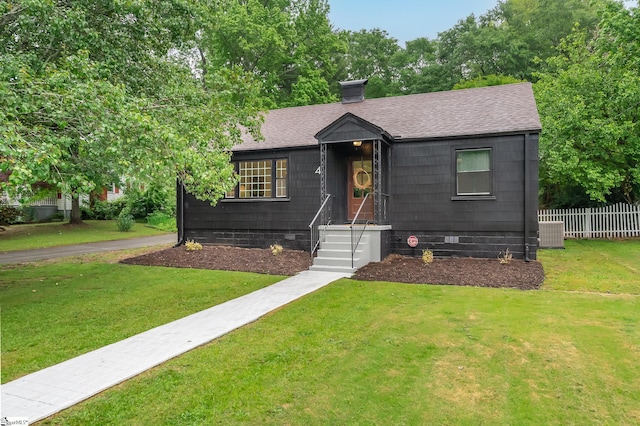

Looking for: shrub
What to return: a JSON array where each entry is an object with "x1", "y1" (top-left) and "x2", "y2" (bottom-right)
[
  {"x1": 81, "y1": 198, "x2": 126, "y2": 220},
  {"x1": 116, "y1": 211, "x2": 135, "y2": 232},
  {"x1": 498, "y1": 248, "x2": 513, "y2": 265},
  {"x1": 422, "y1": 249, "x2": 434, "y2": 264},
  {"x1": 0, "y1": 205, "x2": 22, "y2": 225},
  {"x1": 21, "y1": 206, "x2": 36, "y2": 223},
  {"x1": 125, "y1": 184, "x2": 176, "y2": 219},
  {"x1": 80, "y1": 206, "x2": 92, "y2": 220},
  {"x1": 185, "y1": 239, "x2": 203, "y2": 251},
  {"x1": 270, "y1": 243, "x2": 283, "y2": 256},
  {"x1": 82, "y1": 183, "x2": 175, "y2": 221},
  {"x1": 146, "y1": 211, "x2": 177, "y2": 232},
  {"x1": 98, "y1": 198, "x2": 126, "y2": 219}
]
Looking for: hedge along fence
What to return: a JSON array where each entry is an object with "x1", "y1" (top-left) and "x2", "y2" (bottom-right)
[{"x1": 538, "y1": 203, "x2": 640, "y2": 238}]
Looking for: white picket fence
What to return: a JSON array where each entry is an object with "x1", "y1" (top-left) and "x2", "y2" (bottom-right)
[{"x1": 538, "y1": 203, "x2": 640, "y2": 238}]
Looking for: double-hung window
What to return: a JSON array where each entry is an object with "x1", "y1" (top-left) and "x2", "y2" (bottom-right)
[
  {"x1": 456, "y1": 149, "x2": 491, "y2": 196},
  {"x1": 225, "y1": 158, "x2": 288, "y2": 199},
  {"x1": 274, "y1": 159, "x2": 287, "y2": 197}
]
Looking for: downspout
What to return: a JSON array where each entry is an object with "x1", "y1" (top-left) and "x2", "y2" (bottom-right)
[
  {"x1": 174, "y1": 178, "x2": 186, "y2": 247},
  {"x1": 523, "y1": 133, "x2": 531, "y2": 262}
]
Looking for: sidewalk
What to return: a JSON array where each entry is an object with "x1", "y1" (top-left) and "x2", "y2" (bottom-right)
[
  {"x1": 1, "y1": 270, "x2": 350, "y2": 422},
  {"x1": 0, "y1": 234, "x2": 177, "y2": 264}
]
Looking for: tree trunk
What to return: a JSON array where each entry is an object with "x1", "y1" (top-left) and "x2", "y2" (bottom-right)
[{"x1": 69, "y1": 195, "x2": 84, "y2": 225}]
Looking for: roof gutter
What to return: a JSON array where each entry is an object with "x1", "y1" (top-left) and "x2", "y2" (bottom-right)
[{"x1": 395, "y1": 128, "x2": 543, "y2": 144}]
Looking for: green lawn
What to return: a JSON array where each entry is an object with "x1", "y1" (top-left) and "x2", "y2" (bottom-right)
[
  {"x1": 1, "y1": 239, "x2": 638, "y2": 425},
  {"x1": 0, "y1": 220, "x2": 171, "y2": 252},
  {"x1": 537, "y1": 239, "x2": 640, "y2": 294},
  {"x1": 44, "y1": 281, "x2": 639, "y2": 426},
  {"x1": 0, "y1": 255, "x2": 285, "y2": 383}
]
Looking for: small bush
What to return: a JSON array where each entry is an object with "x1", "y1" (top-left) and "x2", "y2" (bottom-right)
[
  {"x1": 185, "y1": 239, "x2": 203, "y2": 251},
  {"x1": 146, "y1": 211, "x2": 177, "y2": 232},
  {"x1": 21, "y1": 206, "x2": 36, "y2": 223},
  {"x1": 125, "y1": 184, "x2": 176, "y2": 219},
  {"x1": 82, "y1": 199, "x2": 126, "y2": 220},
  {"x1": 270, "y1": 243, "x2": 283, "y2": 256},
  {"x1": 422, "y1": 249, "x2": 434, "y2": 264},
  {"x1": 0, "y1": 205, "x2": 22, "y2": 225},
  {"x1": 116, "y1": 212, "x2": 135, "y2": 232},
  {"x1": 498, "y1": 248, "x2": 513, "y2": 265},
  {"x1": 83, "y1": 183, "x2": 174, "y2": 221},
  {"x1": 81, "y1": 205, "x2": 94, "y2": 220},
  {"x1": 97, "y1": 198, "x2": 126, "y2": 220}
]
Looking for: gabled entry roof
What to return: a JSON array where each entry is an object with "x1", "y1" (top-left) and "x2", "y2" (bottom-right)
[
  {"x1": 234, "y1": 83, "x2": 541, "y2": 152},
  {"x1": 314, "y1": 112, "x2": 393, "y2": 144}
]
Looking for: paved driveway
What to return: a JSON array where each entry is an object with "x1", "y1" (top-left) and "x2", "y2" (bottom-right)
[{"x1": 0, "y1": 234, "x2": 176, "y2": 264}]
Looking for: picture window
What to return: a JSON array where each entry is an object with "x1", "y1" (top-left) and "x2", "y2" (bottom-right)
[{"x1": 225, "y1": 158, "x2": 288, "y2": 199}]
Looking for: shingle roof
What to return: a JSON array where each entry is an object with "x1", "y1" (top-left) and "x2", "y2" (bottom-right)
[{"x1": 234, "y1": 82, "x2": 541, "y2": 151}]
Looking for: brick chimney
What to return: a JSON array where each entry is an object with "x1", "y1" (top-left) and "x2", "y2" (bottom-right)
[{"x1": 340, "y1": 79, "x2": 368, "y2": 104}]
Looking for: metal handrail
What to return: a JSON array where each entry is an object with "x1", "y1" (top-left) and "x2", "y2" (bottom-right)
[
  {"x1": 309, "y1": 194, "x2": 332, "y2": 255},
  {"x1": 350, "y1": 192, "x2": 370, "y2": 268}
]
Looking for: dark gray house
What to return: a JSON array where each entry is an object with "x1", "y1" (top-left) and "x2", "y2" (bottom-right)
[{"x1": 177, "y1": 81, "x2": 541, "y2": 272}]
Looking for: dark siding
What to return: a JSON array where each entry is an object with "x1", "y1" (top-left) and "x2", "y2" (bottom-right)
[
  {"x1": 388, "y1": 134, "x2": 539, "y2": 259},
  {"x1": 182, "y1": 133, "x2": 539, "y2": 260},
  {"x1": 183, "y1": 147, "x2": 321, "y2": 250}
]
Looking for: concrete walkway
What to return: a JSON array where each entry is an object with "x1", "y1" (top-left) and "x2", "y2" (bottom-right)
[
  {"x1": 1, "y1": 270, "x2": 350, "y2": 422},
  {"x1": 0, "y1": 234, "x2": 177, "y2": 264}
]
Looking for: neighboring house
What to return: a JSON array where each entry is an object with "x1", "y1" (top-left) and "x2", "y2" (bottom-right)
[
  {"x1": 177, "y1": 80, "x2": 541, "y2": 271},
  {"x1": 1, "y1": 185, "x2": 124, "y2": 220}
]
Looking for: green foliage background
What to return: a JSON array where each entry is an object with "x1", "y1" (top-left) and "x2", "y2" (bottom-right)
[{"x1": 1, "y1": 0, "x2": 638, "y2": 210}]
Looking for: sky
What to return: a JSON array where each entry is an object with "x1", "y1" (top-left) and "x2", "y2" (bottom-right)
[
  {"x1": 328, "y1": 0, "x2": 499, "y2": 45},
  {"x1": 328, "y1": 0, "x2": 639, "y2": 45}
]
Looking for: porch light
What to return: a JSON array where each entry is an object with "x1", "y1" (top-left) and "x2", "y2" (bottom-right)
[{"x1": 353, "y1": 140, "x2": 362, "y2": 147}]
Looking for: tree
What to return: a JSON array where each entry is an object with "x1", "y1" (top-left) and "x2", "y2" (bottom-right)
[
  {"x1": 0, "y1": 1, "x2": 262, "y2": 224},
  {"x1": 200, "y1": 0, "x2": 345, "y2": 108},
  {"x1": 436, "y1": 13, "x2": 533, "y2": 85},
  {"x1": 434, "y1": 0, "x2": 599, "y2": 86},
  {"x1": 453, "y1": 74, "x2": 524, "y2": 90},
  {"x1": 395, "y1": 37, "x2": 455, "y2": 94},
  {"x1": 535, "y1": 1, "x2": 640, "y2": 206},
  {"x1": 497, "y1": 0, "x2": 599, "y2": 69},
  {"x1": 339, "y1": 28, "x2": 403, "y2": 98}
]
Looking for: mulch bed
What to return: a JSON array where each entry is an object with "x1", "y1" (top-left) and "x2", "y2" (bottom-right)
[
  {"x1": 121, "y1": 245, "x2": 545, "y2": 290},
  {"x1": 120, "y1": 245, "x2": 312, "y2": 276},
  {"x1": 352, "y1": 254, "x2": 545, "y2": 290}
]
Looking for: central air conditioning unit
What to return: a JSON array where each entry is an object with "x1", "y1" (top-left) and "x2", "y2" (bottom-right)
[{"x1": 539, "y1": 221, "x2": 564, "y2": 248}]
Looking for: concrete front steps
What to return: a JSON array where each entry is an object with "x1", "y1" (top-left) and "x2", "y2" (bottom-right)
[
  {"x1": 309, "y1": 224, "x2": 392, "y2": 274},
  {"x1": 310, "y1": 231, "x2": 371, "y2": 274}
]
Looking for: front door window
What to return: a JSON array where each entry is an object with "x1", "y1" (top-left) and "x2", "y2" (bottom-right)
[{"x1": 349, "y1": 156, "x2": 374, "y2": 221}]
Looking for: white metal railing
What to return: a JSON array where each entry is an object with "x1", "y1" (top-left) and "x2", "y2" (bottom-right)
[
  {"x1": 350, "y1": 192, "x2": 371, "y2": 268},
  {"x1": 538, "y1": 203, "x2": 640, "y2": 238},
  {"x1": 309, "y1": 194, "x2": 332, "y2": 255}
]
